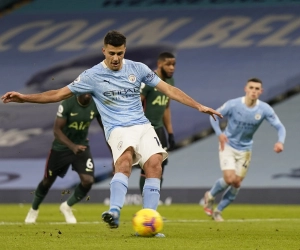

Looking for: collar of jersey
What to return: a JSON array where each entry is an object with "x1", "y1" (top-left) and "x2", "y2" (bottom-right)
[
  {"x1": 241, "y1": 96, "x2": 260, "y2": 106},
  {"x1": 101, "y1": 59, "x2": 126, "y2": 68}
]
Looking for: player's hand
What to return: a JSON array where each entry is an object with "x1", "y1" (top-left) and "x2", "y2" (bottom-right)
[
  {"x1": 219, "y1": 134, "x2": 228, "y2": 151},
  {"x1": 1, "y1": 91, "x2": 25, "y2": 103},
  {"x1": 274, "y1": 142, "x2": 284, "y2": 153},
  {"x1": 198, "y1": 105, "x2": 223, "y2": 121},
  {"x1": 168, "y1": 133, "x2": 176, "y2": 151},
  {"x1": 71, "y1": 145, "x2": 87, "y2": 154}
]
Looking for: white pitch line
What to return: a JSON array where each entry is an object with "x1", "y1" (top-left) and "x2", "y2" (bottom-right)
[
  {"x1": 170, "y1": 218, "x2": 300, "y2": 223},
  {"x1": 1, "y1": 218, "x2": 300, "y2": 226}
]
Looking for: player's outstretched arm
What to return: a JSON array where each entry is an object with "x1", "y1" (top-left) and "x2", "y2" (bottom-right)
[
  {"x1": 155, "y1": 80, "x2": 223, "y2": 121},
  {"x1": 1, "y1": 86, "x2": 73, "y2": 104}
]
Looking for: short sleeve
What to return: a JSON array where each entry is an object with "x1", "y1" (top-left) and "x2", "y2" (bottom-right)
[
  {"x1": 67, "y1": 71, "x2": 94, "y2": 95},
  {"x1": 264, "y1": 105, "x2": 281, "y2": 126},
  {"x1": 218, "y1": 100, "x2": 232, "y2": 117},
  {"x1": 139, "y1": 63, "x2": 161, "y2": 87},
  {"x1": 56, "y1": 99, "x2": 70, "y2": 119}
]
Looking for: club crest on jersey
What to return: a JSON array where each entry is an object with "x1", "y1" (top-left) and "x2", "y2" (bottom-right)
[
  {"x1": 255, "y1": 114, "x2": 261, "y2": 120},
  {"x1": 117, "y1": 141, "x2": 123, "y2": 150},
  {"x1": 128, "y1": 74, "x2": 136, "y2": 83}
]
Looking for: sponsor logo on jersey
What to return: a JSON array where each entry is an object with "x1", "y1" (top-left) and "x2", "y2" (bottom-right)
[
  {"x1": 146, "y1": 71, "x2": 155, "y2": 82},
  {"x1": 90, "y1": 111, "x2": 94, "y2": 119},
  {"x1": 70, "y1": 113, "x2": 78, "y2": 116},
  {"x1": 68, "y1": 121, "x2": 90, "y2": 130},
  {"x1": 128, "y1": 74, "x2": 136, "y2": 83},
  {"x1": 103, "y1": 87, "x2": 140, "y2": 97}
]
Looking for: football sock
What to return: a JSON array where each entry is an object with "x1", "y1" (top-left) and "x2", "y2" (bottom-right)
[
  {"x1": 217, "y1": 186, "x2": 240, "y2": 211},
  {"x1": 67, "y1": 183, "x2": 91, "y2": 206},
  {"x1": 109, "y1": 172, "x2": 128, "y2": 211},
  {"x1": 140, "y1": 174, "x2": 163, "y2": 194},
  {"x1": 143, "y1": 178, "x2": 160, "y2": 210},
  {"x1": 210, "y1": 178, "x2": 229, "y2": 197},
  {"x1": 32, "y1": 181, "x2": 49, "y2": 210}
]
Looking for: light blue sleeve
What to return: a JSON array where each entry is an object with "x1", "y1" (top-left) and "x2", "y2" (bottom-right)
[
  {"x1": 139, "y1": 63, "x2": 161, "y2": 87},
  {"x1": 67, "y1": 71, "x2": 94, "y2": 94},
  {"x1": 264, "y1": 105, "x2": 286, "y2": 144},
  {"x1": 210, "y1": 100, "x2": 232, "y2": 136}
]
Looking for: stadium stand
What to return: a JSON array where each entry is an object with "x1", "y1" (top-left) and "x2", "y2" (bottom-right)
[{"x1": 0, "y1": 0, "x2": 299, "y2": 202}]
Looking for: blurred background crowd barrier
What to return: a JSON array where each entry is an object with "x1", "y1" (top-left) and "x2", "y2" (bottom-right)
[{"x1": 0, "y1": 0, "x2": 299, "y2": 203}]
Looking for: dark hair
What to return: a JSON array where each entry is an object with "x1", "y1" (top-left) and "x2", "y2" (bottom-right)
[
  {"x1": 158, "y1": 52, "x2": 175, "y2": 61},
  {"x1": 104, "y1": 30, "x2": 126, "y2": 47},
  {"x1": 247, "y1": 77, "x2": 262, "y2": 85}
]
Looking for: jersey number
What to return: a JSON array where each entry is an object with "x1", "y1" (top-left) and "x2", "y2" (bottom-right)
[{"x1": 86, "y1": 158, "x2": 94, "y2": 169}]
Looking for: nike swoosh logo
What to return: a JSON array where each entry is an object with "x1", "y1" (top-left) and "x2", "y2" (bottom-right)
[
  {"x1": 70, "y1": 113, "x2": 78, "y2": 116},
  {"x1": 85, "y1": 168, "x2": 93, "y2": 172}
]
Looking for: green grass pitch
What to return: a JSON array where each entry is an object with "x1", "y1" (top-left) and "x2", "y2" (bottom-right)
[{"x1": 0, "y1": 204, "x2": 299, "y2": 250}]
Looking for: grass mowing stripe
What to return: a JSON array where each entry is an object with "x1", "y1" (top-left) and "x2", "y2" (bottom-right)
[
  {"x1": 1, "y1": 204, "x2": 300, "y2": 250},
  {"x1": 2, "y1": 218, "x2": 300, "y2": 225}
]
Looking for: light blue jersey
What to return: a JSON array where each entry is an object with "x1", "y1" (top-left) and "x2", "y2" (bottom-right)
[
  {"x1": 68, "y1": 59, "x2": 161, "y2": 140},
  {"x1": 210, "y1": 97, "x2": 286, "y2": 151}
]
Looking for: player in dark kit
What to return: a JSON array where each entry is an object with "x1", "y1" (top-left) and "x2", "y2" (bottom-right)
[
  {"x1": 139, "y1": 52, "x2": 176, "y2": 194},
  {"x1": 25, "y1": 94, "x2": 103, "y2": 224}
]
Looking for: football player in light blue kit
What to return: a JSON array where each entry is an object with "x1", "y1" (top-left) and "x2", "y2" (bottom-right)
[
  {"x1": 1, "y1": 30, "x2": 223, "y2": 236},
  {"x1": 202, "y1": 78, "x2": 286, "y2": 221}
]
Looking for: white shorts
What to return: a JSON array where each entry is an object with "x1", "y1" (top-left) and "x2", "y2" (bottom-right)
[
  {"x1": 108, "y1": 123, "x2": 168, "y2": 168},
  {"x1": 219, "y1": 144, "x2": 252, "y2": 178}
]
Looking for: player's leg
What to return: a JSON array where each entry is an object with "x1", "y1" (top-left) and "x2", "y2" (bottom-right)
[
  {"x1": 25, "y1": 175, "x2": 57, "y2": 224},
  {"x1": 139, "y1": 127, "x2": 168, "y2": 192},
  {"x1": 60, "y1": 148, "x2": 95, "y2": 223},
  {"x1": 213, "y1": 150, "x2": 251, "y2": 221},
  {"x1": 138, "y1": 124, "x2": 168, "y2": 210},
  {"x1": 67, "y1": 148, "x2": 95, "y2": 206},
  {"x1": 202, "y1": 144, "x2": 235, "y2": 216},
  {"x1": 142, "y1": 154, "x2": 163, "y2": 209},
  {"x1": 102, "y1": 125, "x2": 142, "y2": 228},
  {"x1": 25, "y1": 150, "x2": 67, "y2": 223},
  {"x1": 155, "y1": 127, "x2": 168, "y2": 188},
  {"x1": 136, "y1": 125, "x2": 167, "y2": 237}
]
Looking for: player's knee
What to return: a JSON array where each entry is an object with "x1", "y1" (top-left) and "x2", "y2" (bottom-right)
[
  {"x1": 144, "y1": 155, "x2": 162, "y2": 178},
  {"x1": 233, "y1": 181, "x2": 241, "y2": 188},
  {"x1": 42, "y1": 177, "x2": 56, "y2": 188},
  {"x1": 224, "y1": 176, "x2": 235, "y2": 185},
  {"x1": 115, "y1": 150, "x2": 134, "y2": 175},
  {"x1": 80, "y1": 175, "x2": 94, "y2": 188}
]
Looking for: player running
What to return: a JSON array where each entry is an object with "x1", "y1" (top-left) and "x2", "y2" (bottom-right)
[{"x1": 202, "y1": 78, "x2": 286, "y2": 221}]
